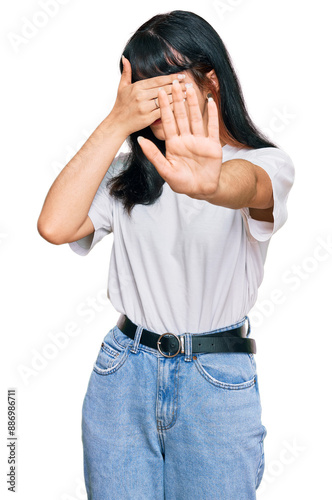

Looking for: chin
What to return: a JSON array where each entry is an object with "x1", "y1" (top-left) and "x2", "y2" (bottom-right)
[{"x1": 150, "y1": 127, "x2": 165, "y2": 141}]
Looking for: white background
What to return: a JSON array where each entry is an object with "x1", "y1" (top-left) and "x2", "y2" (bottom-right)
[{"x1": 1, "y1": 0, "x2": 331, "y2": 498}]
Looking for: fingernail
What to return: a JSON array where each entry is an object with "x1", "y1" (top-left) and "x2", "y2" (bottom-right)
[
  {"x1": 137, "y1": 136, "x2": 143, "y2": 144},
  {"x1": 122, "y1": 54, "x2": 125, "y2": 63},
  {"x1": 207, "y1": 92, "x2": 214, "y2": 101},
  {"x1": 172, "y1": 79, "x2": 180, "y2": 85},
  {"x1": 185, "y1": 82, "x2": 193, "y2": 88},
  {"x1": 178, "y1": 74, "x2": 186, "y2": 79}
]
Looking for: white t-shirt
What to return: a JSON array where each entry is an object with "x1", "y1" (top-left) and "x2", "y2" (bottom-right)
[{"x1": 68, "y1": 144, "x2": 295, "y2": 334}]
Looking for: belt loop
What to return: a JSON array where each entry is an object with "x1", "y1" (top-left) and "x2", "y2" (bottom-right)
[
  {"x1": 184, "y1": 333, "x2": 192, "y2": 362},
  {"x1": 130, "y1": 324, "x2": 144, "y2": 354}
]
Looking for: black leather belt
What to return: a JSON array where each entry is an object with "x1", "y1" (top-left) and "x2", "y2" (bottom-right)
[{"x1": 116, "y1": 314, "x2": 256, "y2": 357}]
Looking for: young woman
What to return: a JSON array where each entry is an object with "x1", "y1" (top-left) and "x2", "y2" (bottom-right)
[{"x1": 38, "y1": 10, "x2": 295, "y2": 500}]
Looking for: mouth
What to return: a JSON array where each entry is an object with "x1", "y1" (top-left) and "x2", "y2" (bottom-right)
[{"x1": 151, "y1": 118, "x2": 162, "y2": 126}]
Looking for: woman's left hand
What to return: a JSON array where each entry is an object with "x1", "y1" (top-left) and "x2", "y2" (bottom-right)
[{"x1": 137, "y1": 79, "x2": 223, "y2": 200}]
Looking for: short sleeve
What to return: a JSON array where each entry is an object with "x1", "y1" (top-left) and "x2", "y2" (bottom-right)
[
  {"x1": 238, "y1": 147, "x2": 295, "y2": 242},
  {"x1": 68, "y1": 152, "x2": 128, "y2": 256}
]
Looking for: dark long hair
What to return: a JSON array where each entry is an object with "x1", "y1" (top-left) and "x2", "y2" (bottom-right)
[{"x1": 107, "y1": 10, "x2": 277, "y2": 216}]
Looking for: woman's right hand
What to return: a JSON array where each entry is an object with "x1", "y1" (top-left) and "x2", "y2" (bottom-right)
[{"x1": 110, "y1": 55, "x2": 187, "y2": 137}]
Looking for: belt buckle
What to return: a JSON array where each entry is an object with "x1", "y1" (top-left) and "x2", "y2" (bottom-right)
[{"x1": 157, "y1": 332, "x2": 184, "y2": 357}]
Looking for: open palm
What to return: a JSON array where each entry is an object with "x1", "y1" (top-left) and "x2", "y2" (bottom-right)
[{"x1": 137, "y1": 79, "x2": 223, "y2": 200}]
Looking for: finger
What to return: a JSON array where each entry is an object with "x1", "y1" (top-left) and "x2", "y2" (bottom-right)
[
  {"x1": 158, "y1": 87, "x2": 178, "y2": 140},
  {"x1": 137, "y1": 136, "x2": 171, "y2": 181},
  {"x1": 148, "y1": 99, "x2": 178, "y2": 124},
  {"x1": 142, "y1": 98, "x2": 174, "y2": 128},
  {"x1": 147, "y1": 94, "x2": 183, "y2": 126},
  {"x1": 207, "y1": 95, "x2": 220, "y2": 141},
  {"x1": 139, "y1": 73, "x2": 186, "y2": 89},
  {"x1": 185, "y1": 84, "x2": 205, "y2": 136},
  {"x1": 119, "y1": 55, "x2": 132, "y2": 89},
  {"x1": 148, "y1": 92, "x2": 178, "y2": 113},
  {"x1": 172, "y1": 79, "x2": 190, "y2": 135},
  {"x1": 144, "y1": 82, "x2": 187, "y2": 100}
]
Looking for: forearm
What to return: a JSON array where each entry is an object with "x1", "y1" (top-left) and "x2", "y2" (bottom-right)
[
  {"x1": 205, "y1": 159, "x2": 273, "y2": 210},
  {"x1": 37, "y1": 110, "x2": 127, "y2": 242}
]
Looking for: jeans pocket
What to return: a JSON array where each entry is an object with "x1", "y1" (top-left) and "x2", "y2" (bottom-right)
[
  {"x1": 193, "y1": 351, "x2": 257, "y2": 390},
  {"x1": 93, "y1": 326, "x2": 130, "y2": 376}
]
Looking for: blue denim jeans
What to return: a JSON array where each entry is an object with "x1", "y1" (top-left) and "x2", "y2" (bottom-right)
[{"x1": 82, "y1": 317, "x2": 267, "y2": 499}]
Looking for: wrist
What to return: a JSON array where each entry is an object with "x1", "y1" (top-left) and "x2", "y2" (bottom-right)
[
  {"x1": 203, "y1": 182, "x2": 224, "y2": 206},
  {"x1": 102, "y1": 109, "x2": 130, "y2": 141}
]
